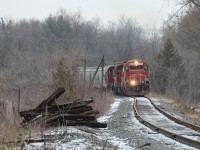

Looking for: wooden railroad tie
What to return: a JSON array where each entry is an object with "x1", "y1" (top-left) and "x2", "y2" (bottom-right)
[{"x1": 19, "y1": 87, "x2": 107, "y2": 128}]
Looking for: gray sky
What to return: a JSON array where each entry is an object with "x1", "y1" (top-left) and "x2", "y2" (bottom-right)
[{"x1": 0, "y1": 0, "x2": 176, "y2": 28}]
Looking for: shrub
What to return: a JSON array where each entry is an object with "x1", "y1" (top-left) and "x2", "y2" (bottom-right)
[{"x1": 52, "y1": 57, "x2": 78, "y2": 101}]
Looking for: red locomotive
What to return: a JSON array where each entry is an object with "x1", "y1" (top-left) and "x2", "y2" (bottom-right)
[{"x1": 105, "y1": 60, "x2": 150, "y2": 96}]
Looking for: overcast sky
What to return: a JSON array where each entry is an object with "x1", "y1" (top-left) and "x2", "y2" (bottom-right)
[{"x1": 0, "y1": 0, "x2": 177, "y2": 28}]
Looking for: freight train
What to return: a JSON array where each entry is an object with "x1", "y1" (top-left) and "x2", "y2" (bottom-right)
[
  {"x1": 105, "y1": 60, "x2": 150, "y2": 96},
  {"x1": 79, "y1": 59, "x2": 150, "y2": 96}
]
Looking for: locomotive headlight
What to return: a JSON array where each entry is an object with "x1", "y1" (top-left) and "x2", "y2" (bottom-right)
[
  {"x1": 135, "y1": 61, "x2": 138, "y2": 66},
  {"x1": 130, "y1": 80, "x2": 136, "y2": 86}
]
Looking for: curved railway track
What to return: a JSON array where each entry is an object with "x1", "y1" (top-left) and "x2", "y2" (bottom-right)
[
  {"x1": 145, "y1": 96, "x2": 200, "y2": 132},
  {"x1": 133, "y1": 97, "x2": 200, "y2": 148}
]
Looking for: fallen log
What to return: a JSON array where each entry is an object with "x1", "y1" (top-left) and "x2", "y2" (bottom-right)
[
  {"x1": 21, "y1": 106, "x2": 96, "y2": 126},
  {"x1": 79, "y1": 110, "x2": 99, "y2": 116},
  {"x1": 64, "y1": 106, "x2": 93, "y2": 114},
  {"x1": 65, "y1": 120, "x2": 107, "y2": 128},
  {"x1": 20, "y1": 106, "x2": 93, "y2": 117},
  {"x1": 20, "y1": 98, "x2": 93, "y2": 117},
  {"x1": 46, "y1": 114, "x2": 96, "y2": 125},
  {"x1": 19, "y1": 93, "x2": 107, "y2": 129},
  {"x1": 36, "y1": 87, "x2": 65, "y2": 109},
  {"x1": 48, "y1": 98, "x2": 93, "y2": 111}
]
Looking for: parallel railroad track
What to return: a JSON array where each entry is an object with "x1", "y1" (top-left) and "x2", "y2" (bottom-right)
[
  {"x1": 133, "y1": 97, "x2": 200, "y2": 148},
  {"x1": 145, "y1": 96, "x2": 200, "y2": 132}
]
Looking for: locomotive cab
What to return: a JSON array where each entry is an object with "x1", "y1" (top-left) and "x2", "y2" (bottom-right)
[{"x1": 122, "y1": 60, "x2": 150, "y2": 96}]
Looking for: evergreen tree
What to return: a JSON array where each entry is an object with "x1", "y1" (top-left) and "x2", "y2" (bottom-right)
[
  {"x1": 155, "y1": 38, "x2": 184, "y2": 95},
  {"x1": 52, "y1": 57, "x2": 78, "y2": 101},
  {"x1": 44, "y1": 14, "x2": 73, "y2": 38}
]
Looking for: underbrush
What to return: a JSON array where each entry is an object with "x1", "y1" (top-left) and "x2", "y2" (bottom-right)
[
  {"x1": 76, "y1": 81, "x2": 115, "y2": 116},
  {"x1": 0, "y1": 100, "x2": 25, "y2": 149},
  {"x1": 0, "y1": 57, "x2": 115, "y2": 148},
  {"x1": 0, "y1": 83, "x2": 115, "y2": 149},
  {"x1": 179, "y1": 105, "x2": 200, "y2": 120},
  {"x1": 87, "y1": 88, "x2": 115, "y2": 116}
]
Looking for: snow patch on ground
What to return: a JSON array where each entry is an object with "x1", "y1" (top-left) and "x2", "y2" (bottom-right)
[
  {"x1": 131, "y1": 97, "x2": 197, "y2": 150},
  {"x1": 25, "y1": 98, "x2": 135, "y2": 150},
  {"x1": 25, "y1": 127, "x2": 92, "y2": 150},
  {"x1": 95, "y1": 131, "x2": 134, "y2": 150},
  {"x1": 97, "y1": 98, "x2": 134, "y2": 149},
  {"x1": 97, "y1": 98, "x2": 121, "y2": 122}
]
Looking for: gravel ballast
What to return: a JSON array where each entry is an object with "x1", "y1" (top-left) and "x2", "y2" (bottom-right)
[
  {"x1": 25, "y1": 95, "x2": 199, "y2": 150},
  {"x1": 100, "y1": 96, "x2": 196, "y2": 150}
]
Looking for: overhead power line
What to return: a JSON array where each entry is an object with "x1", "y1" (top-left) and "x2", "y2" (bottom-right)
[
  {"x1": 190, "y1": 0, "x2": 200, "y2": 8},
  {"x1": 163, "y1": 1, "x2": 190, "y2": 25}
]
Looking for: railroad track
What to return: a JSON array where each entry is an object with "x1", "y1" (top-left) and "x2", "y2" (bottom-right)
[
  {"x1": 133, "y1": 97, "x2": 200, "y2": 148},
  {"x1": 145, "y1": 96, "x2": 200, "y2": 132}
]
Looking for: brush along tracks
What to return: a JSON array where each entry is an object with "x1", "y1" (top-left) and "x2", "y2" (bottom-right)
[{"x1": 133, "y1": 97, "x2": 200, "y2": 148}]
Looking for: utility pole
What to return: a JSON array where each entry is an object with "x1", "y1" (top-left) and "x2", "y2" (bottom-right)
[
  {"x1": 90, "y1": 55, "x2": 104, "y2": 88},
  {"x1": 101, "y1": 55, "x2": 104, "y2": 90},
  {"x1": 84, "y1": 59, "x2": 86, "y2": 96},
  {"x1": 18, "y1": 87, "x2": 20, "y2": 113}
]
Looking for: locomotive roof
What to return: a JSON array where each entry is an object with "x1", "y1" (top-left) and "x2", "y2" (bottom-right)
[
  {"x1": 126, "y1": 59, "x2": 148, "y2": 64},
  {"x1": 107, "y1": 59, "x2": 148, "y2": 69}
]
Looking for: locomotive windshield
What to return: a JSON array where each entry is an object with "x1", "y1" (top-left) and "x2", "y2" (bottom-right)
[{"x1": 130, "y1": 65, "x2": 143, "y2": 70}]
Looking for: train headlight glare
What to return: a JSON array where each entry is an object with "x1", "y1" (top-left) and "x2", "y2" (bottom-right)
[
  {"x1": 135, "y1": 61, "x2": 138, "y2": 66},
  {"x1": 130, "y1": 80, "x2": 136, "y2": 86}
]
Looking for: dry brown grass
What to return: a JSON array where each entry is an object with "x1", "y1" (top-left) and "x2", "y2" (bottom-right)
[
  {"x1": 148, "y1": 92, "x2": 176, "y2": 104},
  {"x1": 187, "y1": 112, "x2": 200, "y2": 119},
  {"x1": 0, "y1": 100, "x2": 26, "y2": 149},
  {"x1": 88, "y1": 88, "x2": 115, "y2": 116},
  {"x1": 0, "y1": 101, "x2": 20, "y2": 142},
  {"x1": 74, "y1": 80, "x2": 115, "y2": 116},
  {"x1": 0, "y1": 81, "x2": 115, "y2": 149},
  {"x1": 178, "y1": 103, "x2": 200, "y2": 120},
  {"x1": 0, "y1": 100, "x2": 44, "y2": 147}
]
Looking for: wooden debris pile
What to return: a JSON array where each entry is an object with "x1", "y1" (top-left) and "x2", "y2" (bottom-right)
[{"x1": 19, "y1": 87, "x2": 107, "y2": 128}]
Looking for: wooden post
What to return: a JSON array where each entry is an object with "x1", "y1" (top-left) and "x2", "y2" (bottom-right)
[
  {"x1": 101, "y1": 55, "x2": 104, "y2": 90},
  {"x1": 84, "y1": 59, "x2": 86, "y2": 95},
  {"x1": 44, "y1": 104, "x2": 48, "y2": 148},
  {"x1": 18, "y1": 87, "x2": 20, "y2": 113},
  {"x1": 89, "y1": 55, "x2": 104, "y2": 88}
]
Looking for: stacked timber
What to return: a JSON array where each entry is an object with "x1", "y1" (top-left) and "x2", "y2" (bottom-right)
[{"x1": 19, "y1": 87, "x2": 107, "y2": 128}]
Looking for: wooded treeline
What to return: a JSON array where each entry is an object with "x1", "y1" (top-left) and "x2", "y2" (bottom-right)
[
  {"x1": 0, "y1": 9, "x2": 160, "y2": 110},
  {"x1": 0, "y1": 4, "x2": 199, "y2": 109},
  {"x1": 158, "y1": 0, "x2": 200, "y2": 105}
]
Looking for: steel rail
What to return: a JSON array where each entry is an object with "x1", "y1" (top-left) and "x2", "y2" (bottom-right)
[
  {"x1": 133, "y1": 98, "x2": 200, "y2": 148},
  {"x1": 145, "y1": 96, "x2": 200, "y2": 133}
]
